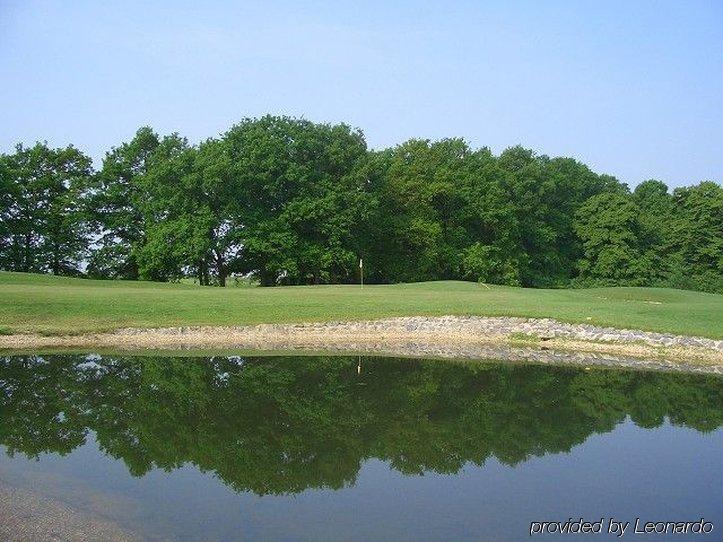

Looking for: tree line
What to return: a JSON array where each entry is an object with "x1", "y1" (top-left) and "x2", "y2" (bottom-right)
[{"x1": 1, "y1": 116, "x2": 721, "y2": 291}]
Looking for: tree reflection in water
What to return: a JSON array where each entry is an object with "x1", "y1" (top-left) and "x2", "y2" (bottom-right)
[{"x1": 1, "y1": 355, "x2": 721, "y2": 495}]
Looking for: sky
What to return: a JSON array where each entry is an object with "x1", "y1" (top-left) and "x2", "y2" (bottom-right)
[{"x1": 1, "y1": 0, "x2": 721, "y2": 188}]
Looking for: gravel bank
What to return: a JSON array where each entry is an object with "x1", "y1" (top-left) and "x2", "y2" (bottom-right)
[
  {"x1": 0, "y1": 483, "x2": 139, "y2": 542},
  {"x1": 1, "y1": 316, "x2": 721, "y2": 373}
]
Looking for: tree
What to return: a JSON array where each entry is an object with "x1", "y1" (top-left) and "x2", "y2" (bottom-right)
[
  {"x1": 669, "y1": 182, "x2": 723, "y2": 292},
  {"x1": 0, "y1": 154, "x2": 18, "y2": 265},
  {"x1": 42, "y1": 146, "x2": 94, "y2": 275},
  {"x1": 573, "y1": 191, "x2": 650, "y2": 284},
  {"x1": 1, "y1": 117, "x2": 721, "y2": 293},
  {"x1": 225, "y1": 116, "x2": 373, "y2": 285},
  {"x1": 498, "y1": 147, "x2": 622, "y2": 287},
  {"x1": 632, "y1": 179, "x2": 674, "y2": 285},
  {"x1": 460, "y1": 243, "x2": 520, "y2": 284},
  {"x1": 369, "y1": 138, "x2": 473, "y2": 282},
  {"x1": 0, "y1": 143, "x2": 92, "y2": 275},
  {"x1": 86, "y1": 127, "x2": 159, "y2": 279},
  {"x1": 137, "y1": 136, "x2": 243, "y2": 285},
  {"x1": 457, "y1": 147, "x2": 522, "y2": 285}
]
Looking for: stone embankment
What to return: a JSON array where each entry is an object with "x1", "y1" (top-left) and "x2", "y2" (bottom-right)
[
  {"x1": 235, "y1": 316, "x2": 721, "y2": 351},
  {"x1": 1, "y1": 316, "x2": 721, "y2": 373}
]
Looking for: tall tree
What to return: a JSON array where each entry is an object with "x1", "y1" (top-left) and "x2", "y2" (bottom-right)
[
  {"x1": 369, "y1": 138, "x2": 472, "y2": 282},
  {"x1": 225, "y1": 116, "x2": 372, "y2": 285},
  {"x1": 0, "y1": 143, "x2": 91, "y2": 275},
  {"x1": 137, "y1": 136, "x2": 243, "y2": 286},
  {"x1": 632, "y1": 179, "x2": 675, "y2": 285},
  {"x1": 498, "y1": 147, "x2": 621, "y2": 287},
  {"x1": 86, "y1": 127, "x2": 159, "y2": 279},
  {"x1": 457, "y1": 147, "x2": 521, "y2": 285},
  {"x1": 669, "y1": 181, "x2": 723, "y2": 292},
  {"x1": 573, "y1": 191, "x2": 650, "y2": 284},
  {"x1": 1, "y1": 117, "x2": 721, "y2": 293},
  {"x1": 0, "y1": 154, "x2": 17, "y2": 266}
]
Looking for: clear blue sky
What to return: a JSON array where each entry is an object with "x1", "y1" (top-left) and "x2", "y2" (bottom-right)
[{"x1": 1, "y1": 0, "x2": 721, "y2": 187}]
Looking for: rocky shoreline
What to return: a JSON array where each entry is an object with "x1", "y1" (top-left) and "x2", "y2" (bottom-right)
[
  {"x1": 0, "y1": 483, "x2": 138, "y2": 542},
  {"x1": 1, "y1": 316, "x2": 721, "y2": 373}
]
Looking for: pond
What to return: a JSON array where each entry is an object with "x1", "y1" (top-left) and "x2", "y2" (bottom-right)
[{"x1": 0, "y1": 354, "x2": 721, "y2": 541}]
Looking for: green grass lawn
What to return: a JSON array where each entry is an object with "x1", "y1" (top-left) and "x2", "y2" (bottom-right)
[{"x1": 1, "y1": 271, "x2": 721, "y2": 338}]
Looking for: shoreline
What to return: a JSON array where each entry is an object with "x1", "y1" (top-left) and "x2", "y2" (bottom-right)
[
  {"x1": 1, "y1": 316, "x2": 721, "y2": 374},
  {"x1": 0, "y1": 482, "x2": 138, "y2": 542}
]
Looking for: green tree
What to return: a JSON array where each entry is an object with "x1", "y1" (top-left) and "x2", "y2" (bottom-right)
[
  {"x1": 0, "y1": 153, "x2": 18, "y2": 265},
  {"x1": 137, "y1": 136, "x2": 243, "y2": 285},
  {"x1": 0, "y1": 143, "x2": 92, "y2": 275},
  {"x1": 370, "y1": 138, "x2": 472, "y2": 282},
  {"x1": 1, "y1": 117, "x2": 721, "y2": 293},
  {"x1": 669, "y1": 181, "x2": 723, "y2": 292},
  {"x1": 498, "y1": 147, "x2": 621, "y2": 287},
  {"x1": 574, "y1": 191, "x2": 648, "y2": 284},
  {"x1": 632, "y1": 179, "x2": 675, "y2": 285},
  {"x1": 225, "y1": 116, "x2": 373, "y2": 285},
  {"x1": 86, "y1": 127, "x2": 159, "y2": 279},
  {"x1": 457, "y1": 147, "x2": 521, "y2": 284}
]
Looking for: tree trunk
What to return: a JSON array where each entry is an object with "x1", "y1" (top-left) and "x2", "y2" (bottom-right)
[
  {"x1": 23, "y1": 232, "x2": 32, "y2": 272},
  {"x1": 198, "y1": 259, "x2": 208, "y2": 286},
  {"x1": 260, "y1": 269, "x2": 274, "y2": 287},
  {"x1": 213, "y1": 251, "x2": 226, "y2": 287},
  {"x1": 52, "y1": 242, "x2": 60, "y2": 275}
]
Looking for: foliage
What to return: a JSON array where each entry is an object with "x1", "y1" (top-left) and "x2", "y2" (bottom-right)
[
  {"x1": 224, "y1": 116, "x2": 373, "y2": 285},
  {"x1": 1, "y1": 117, "x2": 721, "y2": 292},
  {"x1": 668, "y1": 182, "x2": 723, "y2": 293},
  {"x1": 574, "y1": 180, "x2": 723, "y2": 292},
  {"x1": 0, "y1": 143, "x2": 92, "y2": 275},
  {"x1": 85, "y1": 126, "x2": 160, "y2": 279}
]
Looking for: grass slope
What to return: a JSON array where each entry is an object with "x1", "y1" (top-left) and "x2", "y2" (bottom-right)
[{"x1": 0, "y1": 271, "x2": 721, "y2": 338}]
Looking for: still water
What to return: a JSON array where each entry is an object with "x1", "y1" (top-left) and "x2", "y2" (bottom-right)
[{"x1": 0, "y1": 354, "x2": 721, "y2": 541}]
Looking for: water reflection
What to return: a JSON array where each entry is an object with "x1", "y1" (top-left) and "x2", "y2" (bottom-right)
[{"x1": 1, "y1": 355, "x2": 722, "y2": 496}]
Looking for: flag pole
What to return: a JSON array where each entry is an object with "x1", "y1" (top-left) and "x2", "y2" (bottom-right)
[{"x1": 359, "y1": 258, "x2": 364, "y2": 289}]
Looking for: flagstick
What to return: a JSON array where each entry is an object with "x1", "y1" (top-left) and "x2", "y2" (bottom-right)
[{"x1": 360, "y1": 258, "x2": 364, "y2": 290}]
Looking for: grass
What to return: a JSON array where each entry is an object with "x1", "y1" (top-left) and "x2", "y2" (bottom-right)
[
  {"x1": 0, "y1": 271, "x2": 721, "y2": 339},
  {"x1": 508, "y1": 332, "x2": 541, "y2": 343}
]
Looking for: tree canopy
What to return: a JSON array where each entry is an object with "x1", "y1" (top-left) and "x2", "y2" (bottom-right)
[
  {"x1": 1, "y1": 116, "x2": 721, "y2": 292},
  {"x1": 0, "y1": 143, "x2": 92, "y2": 276}
]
